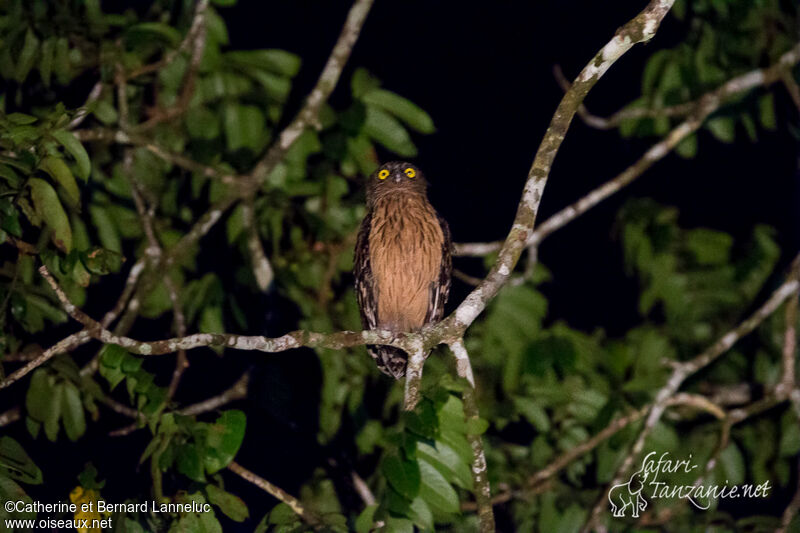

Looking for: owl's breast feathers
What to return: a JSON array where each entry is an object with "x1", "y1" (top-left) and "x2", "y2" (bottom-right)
[{"x1": 354, "y1": 194, "x2": 452, "y2": 378}]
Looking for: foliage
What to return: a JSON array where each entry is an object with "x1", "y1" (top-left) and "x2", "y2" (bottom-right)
[{"x1": 0, "y1": 1, "x2": 797, "y2": 532}]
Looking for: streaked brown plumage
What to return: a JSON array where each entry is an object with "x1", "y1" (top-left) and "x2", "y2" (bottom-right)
[{"x1": 354, "y1": 161, "x2": 452, "y2": 378}]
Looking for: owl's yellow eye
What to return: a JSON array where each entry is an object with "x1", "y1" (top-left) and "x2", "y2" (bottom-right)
[
  {"x1": 378, "y1": 169, "x2": 390, "y2": 180},
  {"x1": 405, "y1": 168, "x2": 416, "y2": 178}
]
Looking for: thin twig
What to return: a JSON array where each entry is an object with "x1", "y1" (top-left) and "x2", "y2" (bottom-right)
[
  {"x1": 553, "y1": 64, "x2": 694, "y2": 130},
  {"x1": 178, "y1": 372, "x2": 250, "y2": 416},
  {"x1": 242, "y1": 201, "x2": 273, "y2": 292},
  {"x1": 781, "y1": 70, "x2": 800, "y2": 113},
  {"x1": 228, "y1": 461, "x2": 321, "y2": 529},
  {"x1": 68, "y1": 81, "x2": 104, "y2": 130},
  {"x1": 351, "y1": 471, "x2": 376, "y2": 507},
  {"x1": 455, "y1": 43, "x2": 800, "y2": 258},
  {"x1": 0, "y1": 406, "x2": 21, "y2": 427}
]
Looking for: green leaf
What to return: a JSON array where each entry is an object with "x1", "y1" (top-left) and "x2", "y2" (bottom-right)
[
  {"x1": 513, "y1": 396, "x2": 550, "y2": 432},
  {"x1": 363, "y1": 107, "x2": 417, "y2": 157},
  {"x1": 0, "y1": 208, "x2": 22, "y2": 237},
  {"x1": 204, "y1": 410, "x2": 246, "y2": 473},
  {"x1": 177, "y1": 444, "x2": 206, "y2": 482},
  {"x1": 675, "y1": 133, "x2": 697, "y2": 158},
  {"x1": 81, "y1": 248, "x2": 124, "y2": 275},
  {"x1": 26, "y1": 370, "x2": 51, "y2": 422},
  {"x1": 719, "y1": 443, "x2": 745, "y2": 485},
  {"x1": 403, "y1": 398, "x2": 437, "y2": 439},
  {"x1": 44, "y1": 382, "x2": 64, "y2": 441},
  {"x1": 126, "y1": 22, "x2": 182, "y2": 47},
  {"x1": 89, "y1": 205, "x2": 121, "y2": 252},
  {"x1": 39, "y1": 38, "x2": 55, "y2": 87},
  {"x1": 0, "y1": 477, "x2": 35, "y2": 522},
  {"x1": 418, "y1": 458, "x2": 460, "y2": 516},
  {"x1": 355, "y1": 504, "x2": 378, "y2": 533},
  {"x1": 200, "y1": 306, "x2": 224, "y2": 334},
  {"x1": 384, "y1": 517, "x2": 414, "y2": 533},
  {"x1": 362, "y1": 89, "x2": 435, "y2": 133},
  {"x1": 0, "y1": 437, "x2": 43, "y2": 484},
  {"x1": 706, "y1": 117, "x2": 735, "y2": 143},
  {"x1": 686, "y1": 228, "x2": 733, "y2": 265},
  {"x1": 52, "y1": 130, "x2": 91, "y2": 181},
  {"x1": 29, "y1": 178, "x2": 72, "y2": 252},
  {"x1": 382, "y1": 455, "x2": 421, "y2": 501},
  {"x1": 225, "y1": 49, "x2": 301, "y2": 77},
  {"x1": 39, "y1": 156, "x2": 80, "y2": 208},
  {"x1": 416, "y1": 440, "x2": 473, "y2": 490},
  {"x1": 186, "y1": 107, "x2": 220, "y2": 140},
  {"x1": 100, "y1": 344, "x2": 127, "y2": 369},
  {"x1": 758, "y1": 93, "x2": 776, "y2": 130},
  {"x1": 466, "y1": 417, "x2": 489, "y2": 435},
  {"x1": 15, "y1": 28, "x2": 40, "y2": 82},
  {"x1": 408, "y1": 496, "x2": 434, "y2": 530},
  {"x1": 0, "y1": 164, "x2": 21, "y2": 187},
  {"x1": 223, "y1": 103, "x2": 266, "y2": 152},
  {"x1": 206, "y1": 484, "x2": 249, "y2": 522},
  {"x1": 351, "y1": 68, "x2": 381, "y2": 98},
  {"x1": 779, "y1": 411, "x2": 800, "y2": 457},
  {"x1": 61, "y1": 383, "x2": 86, "y2": 441}
]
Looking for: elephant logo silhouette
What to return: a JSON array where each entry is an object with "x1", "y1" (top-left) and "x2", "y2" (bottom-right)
[{"x1": 608, "y1": 467, "x2": 648, "y2": 518}]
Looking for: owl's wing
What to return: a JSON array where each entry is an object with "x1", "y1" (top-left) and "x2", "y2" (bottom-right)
[
  {"x1": 354, "y1": 212, "x2": 378, "y2": 331},
  {"x1": 425, "y1": 212, "x2": 452, "y2": 324}
]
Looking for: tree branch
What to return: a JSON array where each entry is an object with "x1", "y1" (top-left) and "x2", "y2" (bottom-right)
[{"x1": 450, "y1": 340, "x2": 494, "y2": 532}]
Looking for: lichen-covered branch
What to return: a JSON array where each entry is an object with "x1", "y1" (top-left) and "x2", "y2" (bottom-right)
[
  {"x1": 402, "y1": 344, "x2": 426, "y2": 411},
  {"x1": 34, "y1": 264, "x2": 424, "y2": 357},
  {"x1": 449, "y1": 340, "x2": 494, "y2": 532}
]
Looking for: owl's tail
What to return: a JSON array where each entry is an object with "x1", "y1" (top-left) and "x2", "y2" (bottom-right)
[{"x1": 368, "y1": 345, "x2": 415, "y2": 379}]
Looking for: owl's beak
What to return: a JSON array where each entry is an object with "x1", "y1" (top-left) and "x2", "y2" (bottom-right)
[{"x1": 393, "y1": 174, "x2": 402, "y2": 183}]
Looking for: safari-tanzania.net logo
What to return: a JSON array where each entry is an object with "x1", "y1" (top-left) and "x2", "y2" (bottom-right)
[{"x1": 608, "y1": 451, "x2": 772, "y2": 519}]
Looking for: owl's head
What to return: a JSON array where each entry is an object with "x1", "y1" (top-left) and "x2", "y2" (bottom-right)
[{"x1": 366, "y1": 161, "x2": 428, "y2": 204}]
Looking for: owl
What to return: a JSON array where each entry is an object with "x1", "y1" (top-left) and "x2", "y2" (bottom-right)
[{"x1": 353, "y1": 161, "x2": 452, "y2": 378}]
